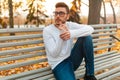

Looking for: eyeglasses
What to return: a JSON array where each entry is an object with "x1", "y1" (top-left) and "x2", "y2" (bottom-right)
[{"x1": 53, "y1": 11, "x2": 67, "y2": 17}]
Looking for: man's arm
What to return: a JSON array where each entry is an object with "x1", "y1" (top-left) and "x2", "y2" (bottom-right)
[
  {"x1": 69, "y1": 22, "x2": 94, "y2": 38},
  {"x1": 43, "y1": 28, "x2": 64, "y2": 58},
  {"x1": 58, "y1": 22, "x2": 94, "y2": 40}
]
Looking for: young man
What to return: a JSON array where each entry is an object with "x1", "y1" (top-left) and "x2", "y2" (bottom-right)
[{"x1": 43, "y1": 2, "x2": 97, "y2": 80}]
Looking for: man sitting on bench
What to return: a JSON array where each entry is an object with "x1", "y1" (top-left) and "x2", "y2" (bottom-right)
[{"x1": 43, "y1": 2, "x2": 97, "y2": 80}]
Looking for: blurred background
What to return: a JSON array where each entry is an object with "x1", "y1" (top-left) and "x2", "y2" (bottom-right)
[{"x1": 0, "y1": 0, "x2": 120, "y2": 28}]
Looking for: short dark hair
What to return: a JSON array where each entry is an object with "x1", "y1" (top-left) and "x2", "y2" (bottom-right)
[{"x1": 55, "y1": 2, "x2": 69, "y2": 14}]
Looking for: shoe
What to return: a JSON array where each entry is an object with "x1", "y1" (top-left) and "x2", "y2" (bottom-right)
[{"x1": 84, "y1": 75, "x2": 97, "y2": 80}]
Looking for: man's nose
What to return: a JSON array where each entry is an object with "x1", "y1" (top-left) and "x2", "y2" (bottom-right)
[{"x1": 56, "y1": 14, "x2": 60, "y2": 17}]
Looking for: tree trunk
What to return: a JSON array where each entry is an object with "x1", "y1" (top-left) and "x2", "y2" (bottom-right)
[
  {"x1": 110, "y1": 1, "x2": 116, "y2": 23},
  {"x1": 8, "y1": 0, "x2": 14, "y2": 28},
  {"x1": 88, "y1": 0, "x2": 102, "y2": 24},
  {"x1": 101, "y1": 0, "x2": 107, "y2": 24}
]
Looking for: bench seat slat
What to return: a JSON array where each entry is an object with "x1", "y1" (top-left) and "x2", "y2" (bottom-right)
[
  {"x1": 0, "y1": 34, "x2": 43, "y2": 41},
  {"x1": 93, "y1": 37, "x2": 112, "y2": 42},
  {"x1": 0, "y1": 52, "x2": 45, "y2": 62},
  {"x1": 16, "y1": 70, "x2": 53, "y2": 80},
  {"x1": 0, "y1": 40, "x2": 43, "y2": 48},
  {"x1": 0, "y1": 46, "x2": 45, "y2": 56},
  {"x1": 96, "y1": 65, "x2": 120, "y2": 79},
  {"x1": 92, "y1": 32, "x2": 116, "y2": 37},
  {"x1": 0, "y1": 58, "x2": 47, "y2": 70},
  {"x1": 93, "y1": 40, "x2": 115, "y2": 47},
  {"x1": 91, "y1": 24, "x2": 119, "y2": 28},
  {"x1": 102, "y1": 71, "x2": 120, "y2": 80},
  {"x1": 94, "y1": 28, "x2": 116, "y2": 33},
  {"x1": 0, "y1": 67, "x2": 51, "y2": 80},
  {"x1": 94, "y1": 50, "x2": 117, "y2": 58},
  {"x1": 33, "y1": 74, "x2": 54, "y2": 80},
  {"x1": 94, "y1": 44, "x2": 115, "y2": 51},
  {"x1": 0, "y1": 28, "x2": 43, "y2": 33},
  {"x1": 95, "y1": 55, "x2": 120, "y2": 68},
  {"x1": 95, "y1": 52, "x2": 119, "y2": 62}
]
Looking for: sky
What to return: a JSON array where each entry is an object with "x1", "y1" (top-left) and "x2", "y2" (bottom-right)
[{"x1": 44, "y1": 0, "x2": 119, "y2": 17}]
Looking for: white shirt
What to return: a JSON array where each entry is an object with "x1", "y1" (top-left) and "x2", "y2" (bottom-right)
[{"x1": 43, "y1": 22, "x2": 94, "y2": 69}]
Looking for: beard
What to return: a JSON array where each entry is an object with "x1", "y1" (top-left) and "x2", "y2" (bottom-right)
[{"x1": 55, "y1": 18, "x2": 65, "y2": 26}]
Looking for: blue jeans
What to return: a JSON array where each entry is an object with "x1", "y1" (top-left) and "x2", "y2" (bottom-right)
[{"x1": 53, "y1": 36, "x2": 95, "y2": 80}]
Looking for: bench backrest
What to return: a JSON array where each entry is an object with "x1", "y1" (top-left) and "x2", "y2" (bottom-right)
[{"x1": 0, "y1": 24, "x2": 119, "y2": 79}]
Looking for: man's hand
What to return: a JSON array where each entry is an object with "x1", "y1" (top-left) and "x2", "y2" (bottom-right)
[
  {"x1": 57, "y1": 24, "x2": 68, "y2": 31},
  {"x1": 60, "y1": 31, "x2": 70, "y2": 40},
  {"x1": 57, "y1": 23, "x2": 70, "y2": 40}
]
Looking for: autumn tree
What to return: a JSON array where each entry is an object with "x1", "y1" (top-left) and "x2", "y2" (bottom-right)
[
  {"x1": 68, "y1": 0, "x2": 81, "y2": 24},
  {"x1": 24, "y1": 0, "x2": 48, "y2": 26},
  {"x1": 88, "y1": 0, "x2": 102, "y2": 24},
  {"x1": 101, "y1": 0, "x2": 118, "y2": 24},
  {"x1": 69, "y1": 0, "x2": 102, "y2": 24},
  {"x1": 101, "y1": 0, "x2": 107, "y2": 24}
]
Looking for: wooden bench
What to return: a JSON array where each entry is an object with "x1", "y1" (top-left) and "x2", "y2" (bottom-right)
[{"x1": 0, "y1": 24, "x2": 120, "y2": 80}]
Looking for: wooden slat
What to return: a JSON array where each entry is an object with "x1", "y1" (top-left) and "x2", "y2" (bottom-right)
[
  {"x1": 96, "y1": 66, "x2": 120, "y2": 79},
  {"x1": 16, "y1": 70, "x2": 53, "y2": 80},
  {"x1": 0, "y1": 34, "x2": 43, "y2": 41},
  {"x1": 94, "y1": 50, "x2": 117, "y2": 58},
  {"x1": 0, "y1": 67, "x2": 51, "y2": 80},
  {"x1": 33, "y1": 74, "x2": 54, "y2": 80},
  {"x1": 93, "y1": 40, "x2": 115, "y2": 47},
  {"x1": 0, "y1": 46, "x2": 45, "y2": 56},
  {"x1": 0, "y1": 58, "x2": 47, "y2": 70},
  {"x1": 91, "y1": 24, "x2": 120, "y2": 28},
  {"x1": 0, "y1": 40, "x2": 43, "y2": 48},
  {"x1": 102, "y1": 72, "x2": 120, "y2": 80},
  {"x1": 94, "y1": 28, "x2": 116, "y2": 33},
  {"x1": 0, "y1": 28, "x2": 43, "y2": 33},
  {"x1": 95, "y1": 52, "x2": 118, "y2": 62},
  {"x1": 92, "y1": 32, "x2": 116, "y2": 37},
  {"x1": 94, "y1": 44, "x2": 115, "y2": 51},
  {"x1": 94, "y1": 55, "x2": 120, "y2": 68},
  {"x1": 0, "y1": 52, "x2": 45, "y2": 62},
  {"x1": 93, "y1": 37, "x2": 112, "y2": 42}
]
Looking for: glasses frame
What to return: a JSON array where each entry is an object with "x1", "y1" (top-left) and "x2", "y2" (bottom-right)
[{"x1": 53, "y1": 11, "x2": 68, "y2": 17}]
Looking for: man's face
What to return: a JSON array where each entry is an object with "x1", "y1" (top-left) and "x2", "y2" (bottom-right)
[{"x1": 54, "y1": 7, "x2": 69, "y2": 26}]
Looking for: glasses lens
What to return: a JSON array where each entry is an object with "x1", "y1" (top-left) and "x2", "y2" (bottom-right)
[
  {"x1": 59, "y1": 12, "x2": 65, "y2": 16},
  {"x1": 53, "y1": 11, "x2": 66, "y2": 16}
]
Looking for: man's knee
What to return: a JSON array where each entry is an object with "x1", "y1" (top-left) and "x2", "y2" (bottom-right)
[{"x1": 77, "y1": 35, "x2": 92, "y2": 42}]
